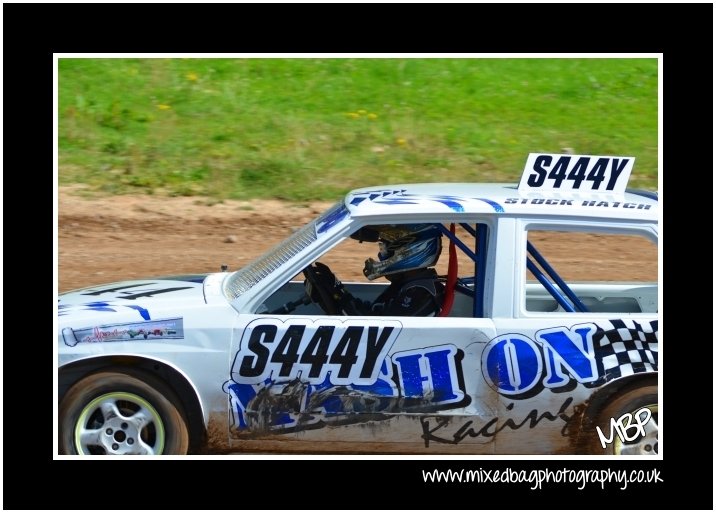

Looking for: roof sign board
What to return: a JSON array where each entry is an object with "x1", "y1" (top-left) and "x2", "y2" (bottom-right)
[{"x1": 518, "y1": 153, "x2": 635, "y2": 194}]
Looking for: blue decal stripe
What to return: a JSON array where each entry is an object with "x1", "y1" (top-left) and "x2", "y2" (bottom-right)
[
  {"x1": 476, "y1": 198, "x2": 504, "y2": 213},
  {"x1": 316, "y1": 204, "x2": 349, "y2": 234},
  {"x1": 125, "y1": 304, "x2": 151, "y2": 320},
  {"x1": 352, "y1": 191, "x2": 503, "y2": 213},
  {"x1": 435, "y1": 199, "x2": 464, "y2": 212}
]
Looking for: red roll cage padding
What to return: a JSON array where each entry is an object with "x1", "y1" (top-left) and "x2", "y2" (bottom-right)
[{"x1": 439, "y1": 223, "x2": 458, "y2": 317}]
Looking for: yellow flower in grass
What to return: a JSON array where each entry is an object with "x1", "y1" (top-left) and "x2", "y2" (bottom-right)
[
  {"x1": 186, "y1": 72, "x2": 198, "y2": 81},
  {"x1": 157, "y1": 104, "x2": 172, "y2": 110},
  {"x1": 346, "y1": 112, "x2": 360, "y2": 119},
  {"x1": 396, "y1": 137, "x2": 407, "y2": 146},
  {"x1": 367, "y1": 113, "x2": 378, "y2": 120}
]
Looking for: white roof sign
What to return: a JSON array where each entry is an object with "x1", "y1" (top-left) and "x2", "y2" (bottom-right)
[{"x1": 518, "y1": 153, "x2": 635, "y2": 194}]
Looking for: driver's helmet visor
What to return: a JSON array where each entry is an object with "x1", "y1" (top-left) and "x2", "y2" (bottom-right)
[{"x1": 363, "y1": 236, "x2": 441, "y2": 280}]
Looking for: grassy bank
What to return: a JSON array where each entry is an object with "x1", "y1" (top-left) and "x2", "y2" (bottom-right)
[{"x1": 59, "y1": 58, "x2": 658, "y2": 201}]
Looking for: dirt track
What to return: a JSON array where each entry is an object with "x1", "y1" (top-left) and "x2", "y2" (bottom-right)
[{"x1": 58, "y1": 185, "x2": 656, "y2": 293}]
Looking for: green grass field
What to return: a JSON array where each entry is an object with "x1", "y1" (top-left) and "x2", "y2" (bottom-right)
[{"x1": 59, "y1": 58, "x2": 658, "y2": 201}]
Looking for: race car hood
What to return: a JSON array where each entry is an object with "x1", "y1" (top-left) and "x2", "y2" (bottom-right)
[{"x1": 58, "y1": 275, "x2": 209, "y2": 326}]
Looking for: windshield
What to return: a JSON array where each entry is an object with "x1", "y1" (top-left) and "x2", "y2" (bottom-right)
[{"x1": 223, "y1": 201, "x2": 348, "y2": 300}]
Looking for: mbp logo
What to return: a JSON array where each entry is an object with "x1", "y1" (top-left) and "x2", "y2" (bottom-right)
[{"x1": 596, "y1": 407, "x2": 653, "y2": 450}]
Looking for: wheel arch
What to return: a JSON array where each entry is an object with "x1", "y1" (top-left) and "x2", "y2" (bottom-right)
[
  {"x1": 583, "y1": 372, "x2": 658, "y2": 422},
  {"x1": 59, "y1": 356, "x2": 207, "y2": 453},
  {"x1": 564, "y1": 372, "x2": 658, "y2": 453}
]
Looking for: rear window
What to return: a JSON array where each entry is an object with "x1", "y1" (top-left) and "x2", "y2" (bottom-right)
[{"x1": 524, "y1": 229, "x2": 657, "y2": 314}]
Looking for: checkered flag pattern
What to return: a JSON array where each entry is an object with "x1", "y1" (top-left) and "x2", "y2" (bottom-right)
[{"x1": 588, "y1": 319, "x2": 658, "y2": 386}]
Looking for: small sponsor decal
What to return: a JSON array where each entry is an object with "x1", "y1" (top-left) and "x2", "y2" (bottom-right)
[{"x1": 62, "y1": 318, "x2": 184, "y2": 346}]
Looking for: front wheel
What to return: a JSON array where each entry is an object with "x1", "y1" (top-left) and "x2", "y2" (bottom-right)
[
  {"x1": 589, "y1": 383, "x2": 658, "y2": 455},
  {"x1": 59, "y1": 369, "x2": 189, "y2": 455}
]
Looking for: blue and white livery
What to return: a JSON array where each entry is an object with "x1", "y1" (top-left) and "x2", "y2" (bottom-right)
[{"x1": 57, "y1": 154, "x2": 658, "y2": 456}]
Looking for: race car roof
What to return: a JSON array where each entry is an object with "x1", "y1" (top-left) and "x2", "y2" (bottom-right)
[{"x1": 344, "y1": 183, "x2": 658, "y2": 221}]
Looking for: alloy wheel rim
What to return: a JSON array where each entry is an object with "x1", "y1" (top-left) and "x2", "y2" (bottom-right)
[{"x1": 74, "y1": 392, "x2": 165, "y2": 455}]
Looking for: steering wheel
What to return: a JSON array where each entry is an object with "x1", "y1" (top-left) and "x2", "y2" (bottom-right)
[{"x1": 302, "y1": 263, "x2": 341, "y2": 315}]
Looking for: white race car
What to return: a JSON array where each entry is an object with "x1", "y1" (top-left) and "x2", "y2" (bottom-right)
[{"x1": 57, "y1": 153, "x2": 658, "y2": 455}]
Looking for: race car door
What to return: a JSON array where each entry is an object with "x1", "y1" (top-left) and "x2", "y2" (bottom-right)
[{"x1": 225, "y1": 219, "x2": 503, "y2": 453}]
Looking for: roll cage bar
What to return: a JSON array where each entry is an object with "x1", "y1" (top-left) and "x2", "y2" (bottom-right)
[{"x1": 436, "y1": 223, "x2": 588, "y2": 317}]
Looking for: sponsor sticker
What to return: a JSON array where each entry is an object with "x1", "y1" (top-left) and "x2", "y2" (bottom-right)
[{"x1": 62, "y1": 318, "x2": 184, "y2": 346}]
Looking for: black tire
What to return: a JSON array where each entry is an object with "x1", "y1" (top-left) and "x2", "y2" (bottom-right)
[
  {"x1": 59, "y1": 369, "x2": 190, "y2": 455},
  {"x1": 589, "y1": 383, "x2": 658, "y2": 455}
]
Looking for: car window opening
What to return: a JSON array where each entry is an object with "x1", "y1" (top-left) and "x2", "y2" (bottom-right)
[
  {"x1": 526, "y1": 240, "x2": 587, "y2": 313},
  {"x1": 436, "y1": 222, "x2": 489, "y2": 318}
]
